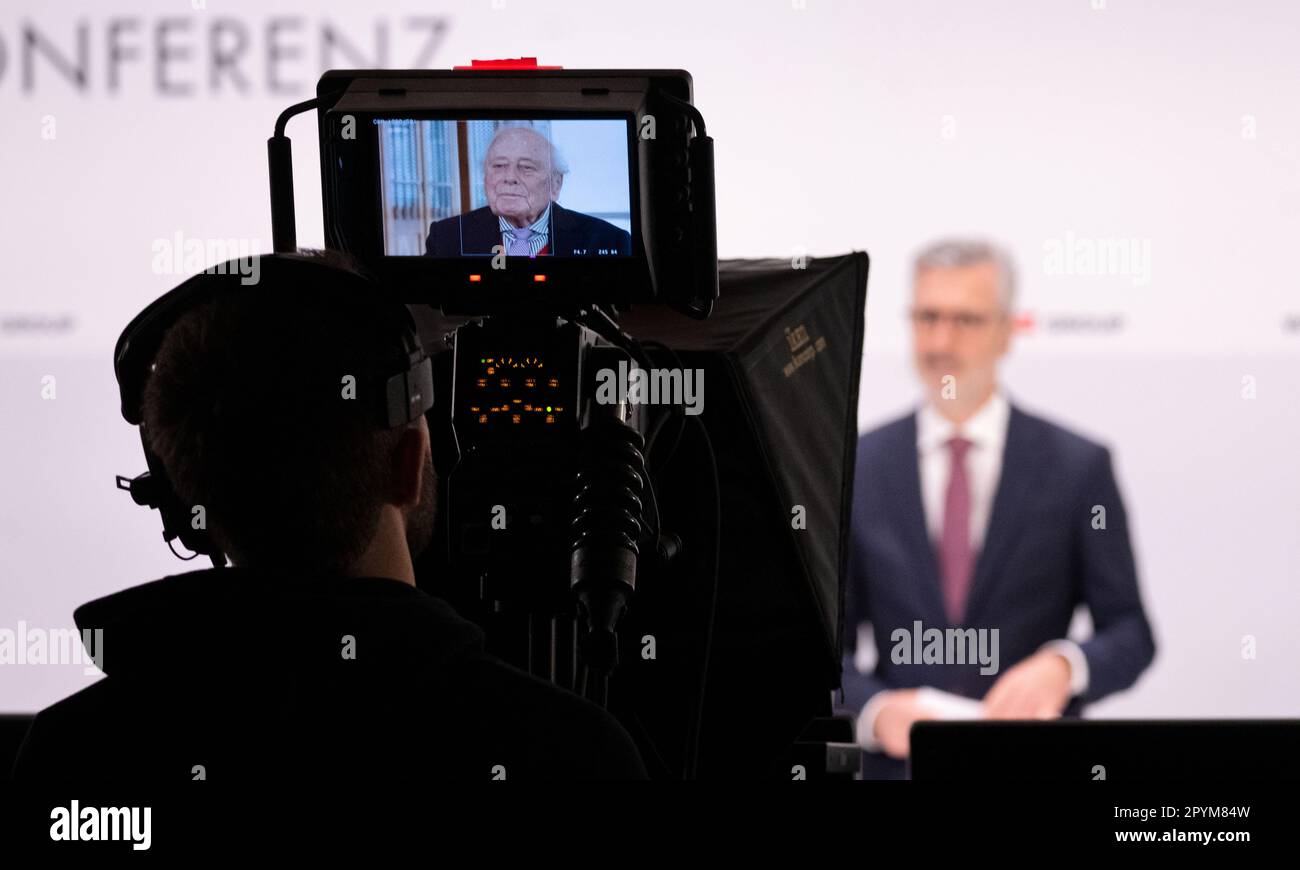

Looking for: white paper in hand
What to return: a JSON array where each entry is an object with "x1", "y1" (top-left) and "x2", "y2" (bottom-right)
[{"x1": 915, "y1": 687, "x2": 985, "y2": 720}]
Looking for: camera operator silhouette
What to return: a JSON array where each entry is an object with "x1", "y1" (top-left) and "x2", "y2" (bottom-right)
[{"x1": 13, "y1": 251, "x2": 646, "y2": 782}]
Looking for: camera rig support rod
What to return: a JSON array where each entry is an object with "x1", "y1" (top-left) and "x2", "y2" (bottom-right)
[{"x1": 569, "y1": 350, "x2": 648, "y2": 705}]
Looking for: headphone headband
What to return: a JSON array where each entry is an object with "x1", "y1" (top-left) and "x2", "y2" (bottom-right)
[{"x1": 113, "y1": 252, "x2": 435, "y2": 564}]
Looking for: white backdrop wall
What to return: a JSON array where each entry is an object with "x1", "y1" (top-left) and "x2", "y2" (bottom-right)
[{"x1": 2, "y1": 0, "x2": 1297, "y2": 715}]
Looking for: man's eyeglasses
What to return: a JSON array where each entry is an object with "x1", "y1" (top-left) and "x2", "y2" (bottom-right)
[{"x1": 909, "y1": 308, "x2": 1003, "y2": 330}]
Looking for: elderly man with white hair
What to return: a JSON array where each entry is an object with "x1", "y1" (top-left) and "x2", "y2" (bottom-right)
[{"x1": 425, "y1": 125, "x2": 631, "y2": 258}]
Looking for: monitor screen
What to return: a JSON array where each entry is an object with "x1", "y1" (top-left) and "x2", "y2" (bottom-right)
[{"x1": 375, "y1": 118, "x2": 634, "y2": 259}]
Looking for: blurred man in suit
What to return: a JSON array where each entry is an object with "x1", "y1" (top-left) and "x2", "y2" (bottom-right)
[
  {"x1": 840, "y1": 239, "x2": 1156, "y2": 779},
  {"x1": 425, "y1": 125, "x2": 631, "y2": 258}
]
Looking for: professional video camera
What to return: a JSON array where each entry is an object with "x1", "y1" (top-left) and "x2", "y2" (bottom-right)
[
  {"x1": 275, "y1": 60, "x2": 717, "y2": 715},
  {"x1": 120, "y1": 59, "x2": 869, "y2": 779}
]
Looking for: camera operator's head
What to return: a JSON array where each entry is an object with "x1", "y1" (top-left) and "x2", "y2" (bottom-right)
[{"x1": 141, "y1": 250, "x2": 436, "y2": 583}]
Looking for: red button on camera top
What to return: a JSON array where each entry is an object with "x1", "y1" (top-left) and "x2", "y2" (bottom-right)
[{"x1": 453, "y1": 57, "x2": 564, "y2": 70}]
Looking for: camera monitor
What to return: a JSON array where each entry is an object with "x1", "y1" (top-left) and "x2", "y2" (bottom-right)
[
  {"x1": 314, "y1": 69, "x2": 717, "y2": 317},
  {"x1": 376, "y1": 118, "x2": 634, "y2": 260}
]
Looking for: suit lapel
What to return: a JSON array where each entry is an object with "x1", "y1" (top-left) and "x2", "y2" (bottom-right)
[
  {"x1": 467, "y1": 207, "x2": 499, "y2": 254},
  {"x1": 890, "y1": 414, "x2": 949, "y2": 626},
  {"x1": 546, "y1": 203, "x2": 565, "y2": 255},
  {"x1": 964, "y1": 406, "x2": 1036, "y2": 625}
]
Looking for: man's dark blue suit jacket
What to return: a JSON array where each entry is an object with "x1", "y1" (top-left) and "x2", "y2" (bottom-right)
[
  {"x1": 425, "y1": 203, "x2": 631, "y2": 257},
  {"x1": 840, "y1": 403, "x2": 1156, "y2": 777}
]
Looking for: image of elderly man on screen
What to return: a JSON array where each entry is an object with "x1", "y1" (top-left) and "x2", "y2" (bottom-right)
[{"x1": 424, "y1": 126, "x2": 632, "y2": 258}]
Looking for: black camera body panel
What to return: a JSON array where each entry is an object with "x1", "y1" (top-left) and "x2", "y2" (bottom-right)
[{"x1": 444, "y1": 315, "x2": 643, "y2": 612}]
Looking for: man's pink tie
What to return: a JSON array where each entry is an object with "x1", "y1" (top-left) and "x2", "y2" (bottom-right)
[{"x1": 939, "y1": 436, "x2": 974, "y2": 624}]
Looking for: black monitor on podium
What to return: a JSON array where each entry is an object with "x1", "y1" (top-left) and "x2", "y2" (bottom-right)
[{"x1": 909, "y1": 720, "x2": 1300, "y2": 781}]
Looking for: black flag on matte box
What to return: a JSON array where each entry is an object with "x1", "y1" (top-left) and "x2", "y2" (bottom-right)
[{"x1": 619, "y1": 252, "x2": 868, "y2": 777}]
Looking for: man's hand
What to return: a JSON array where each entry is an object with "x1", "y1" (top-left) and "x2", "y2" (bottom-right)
[
  {"x1": 983, "y1": 651, "x2": 1073, "y2": 719},
  {"x1": 873, "y1": 689, "x2": 937, "y2": 759}
]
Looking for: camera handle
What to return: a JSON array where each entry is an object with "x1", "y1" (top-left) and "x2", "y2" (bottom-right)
[{"x1": 267, "y1": 96, "x2": 327, "y2": 253}]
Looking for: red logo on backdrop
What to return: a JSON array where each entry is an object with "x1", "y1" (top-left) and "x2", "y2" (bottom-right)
[{"x1": 1014, "y1": 312, "x2": 1036, "y2": 334}]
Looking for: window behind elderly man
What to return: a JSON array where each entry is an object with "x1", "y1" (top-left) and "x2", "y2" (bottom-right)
[
  {"x1": 838, "y1": 239, "x2": 1156, "y2": 780},
  {"x1": 12, "y1": 252, "x2": 646, "y2": 782},
  {"x1": 425, "y1": 124, "x2": 632, "y2": 257}
]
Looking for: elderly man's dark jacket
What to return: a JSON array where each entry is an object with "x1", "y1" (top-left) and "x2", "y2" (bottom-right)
[{"x1": 425, "y1": 203, "x2": 631, "y2": 257}]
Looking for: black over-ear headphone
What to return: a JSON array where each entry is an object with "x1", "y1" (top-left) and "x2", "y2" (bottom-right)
[{"x1": 112, "y1": 253, "x2": 435, "y2": 566}]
